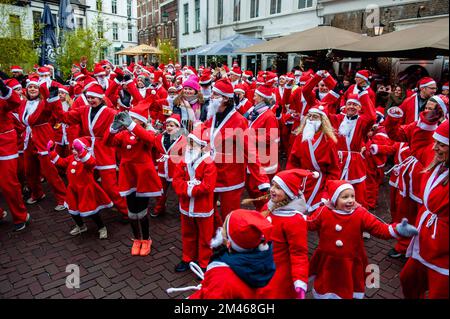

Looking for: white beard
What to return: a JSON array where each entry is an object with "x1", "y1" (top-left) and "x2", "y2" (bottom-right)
[
  {"x1": 138, "y1": 87, "x2": 147, "y2": 98},
  {"x1": 210, "y1": 227, "x2": 224, "y2": 249},
  {"x1": 302, "y1": 120, "x2": 320, "y2": 142},
  {"x1": 206, "y1": 98, "x2": 222, "y2": 120},
  {"x1": 338, "y1": 117, "x2": 357, "y2": 138},
  {"x1": 185, "y1": 148, "x2": 201, "y2": 164},
  {"x1": 97, "y1": 77, "x2": 108, "y2": 90}
]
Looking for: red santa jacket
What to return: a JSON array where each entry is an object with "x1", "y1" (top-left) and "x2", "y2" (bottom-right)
[
  {"x1": 0, "y1": 89, "x2": 21, "y2": 160},
  {"x1": 328, "y1": 90, "x2": 377, "y2": 183},
  {"x1": 243, "y1": 81, "x2": 256, "y2": 104},
  {"x1": 189, "y1": 262, "x2": 257, "y2": 299},
  {"x1": 258, "y1": 201, "x2": 309, "y2": 299},
  {"x1": 235, "y1": 98, "x2": 253, "y2": 115},
  {"x1": 406, "y1": 163, "x2": 449, "y2": 276},
  {"x1": 384, "y1": 112, "x2": 437, "y2": 203},
  {"x1": 365, "y1": 127, "x2": 394, "y2": 169},
  {"x1": 204, "y1": 109, "x2": 270, "y2": 192},
  {"x1": 287, "y1": 132, "x2": 341, "y2": 212},
  {"x1": 173, "y1": 153, "x2": 217, "y2": 217},
  {"x1": 303, "y1": 73, "x2": 337, "y2": 113},
  {"x1": 154, "y1": 133, "x2": 186, "y2": 182},
  {"x1": 388, "y1": 142, "x2": 411, "y2": 190},
  {"x1": 399, "y1": 93, "x2": 424, "y2": 125},
  {"x1": 248, "y1": 107, "x2": 280, "y2": 175},
  {"x1": 51, "y1": 100, "x2": 118, "y2": 170}
]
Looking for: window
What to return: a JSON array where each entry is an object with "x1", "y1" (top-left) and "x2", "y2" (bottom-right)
[
  {"x1": 270, "y1": 0, "x2": 281, "y2": 14},
  {"x1": 298, "y1": 0, "x2": 313, "y2": 9},
  {"x1": 112, "y1": 0, "x2": 117, "y2": 14},
  {"x1": 96, "y1": 0, "x2": 102, "y2": 11},
  {"x1": 112, "y1": 23, "x2": 118, "y2": 40},
  {"x1": 99, "y1": 47, "x2": 107, "y2": 60},
  {"x1": 127, "y1": 0, "x2": 132, "y2": 17},
  {"x1": 114, "y1": 48, "x2": 120, "y2": 65},
  {"x1": 217, "y1": 0, "x2": 223, "y2": 25},
  {"x1": 9, "y1": 15, "x2": 21, "y2": 38},
  {"x1": 250, "y1": 0, "x2": 259, "y2": 18},
  {"x1": 233, "y1": 0, "x2": 240, "y2": 22},
  {"x1": 97, "y1": 20, "x2": 104, "y2": 38},
  {"x1": 183, "y1": 3, "x2": 189, "y2": 34},
  {"x1": 77, "y1": 17, "x2": 84, "y2": 29},
  {"x1": 194, "y1": 0, "x2": 200, "y2": 31},
  {"x1": 128, "y1": 23, "x2": 133, "y2": 41}
]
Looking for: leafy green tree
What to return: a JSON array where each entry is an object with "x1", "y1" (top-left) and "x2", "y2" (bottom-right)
[{"x1": 158, "y1": 39, "x2": 178, "y2": 64}]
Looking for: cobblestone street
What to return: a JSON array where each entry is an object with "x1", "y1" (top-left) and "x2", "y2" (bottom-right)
[{"x1": 0, "y1": 179, "x2": 405, "y2": 299}]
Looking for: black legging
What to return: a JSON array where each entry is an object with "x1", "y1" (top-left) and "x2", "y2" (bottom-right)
[
  {"x1": 126, "y1": 192, "x2": 150, "y2": 240},
  {"x1": 71, "y1": 213, "x2": 104, "y2": 229}
]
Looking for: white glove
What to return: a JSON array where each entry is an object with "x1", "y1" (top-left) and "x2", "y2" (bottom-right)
[
  {"x1": 187, "y1": 179, "x2": 201, "y2": 187},
  {"x1": 387, "y1": 107, "x2": 404, "y2": 118}
]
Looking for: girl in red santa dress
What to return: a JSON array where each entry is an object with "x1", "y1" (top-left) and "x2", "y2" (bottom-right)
[
  {"x1": 48, "y1": 138, "x2": 111, "y2": 238},
  {"x1": 400, "y1": 119, "x2": 449, "y2": 299},
  {"x1": 307, "y1": 180, "x2": 418, "y2": 299},
  {"x1": 287, "y1": 106, "x2": 340, "y2": 213},
  {"x1": 105, "y1": 106, "x2": 163, "y2": 256},
  {"x1": 153, "y1": 114, "x2": 186, "y2": 217},
  {"x1": 256, "y1": 169, "x2": 314, "y2": 299},
  {"x1": 172, "y1": 126, "x2": 217, "y2": 272}
]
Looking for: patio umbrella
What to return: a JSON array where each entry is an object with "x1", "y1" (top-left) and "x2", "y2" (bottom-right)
[
  {"x1": 238, "y1": 26, "x2": 364, "y2": 54},
  {"x1": 183, "y1": 34, "x2": 265, "y2": 56},
  {"x1": 116, "y1": 44, "x2": 162, "y2": 56},
  {"x1": 39, "y1": 3, "x2": 57, "y2": 66}
]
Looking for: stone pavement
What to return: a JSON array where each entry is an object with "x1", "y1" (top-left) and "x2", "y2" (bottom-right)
[{"x1": 0, "y1": 179, "x2": 405, "y2": 299}]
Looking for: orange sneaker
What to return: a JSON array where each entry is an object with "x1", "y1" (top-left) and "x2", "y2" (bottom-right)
[
  {"x1": 131, "y1": 240, "x2": 142, "y2": 256},
  {"x1": 140, "y1": 239, "x2": 152, "y2": 256}
]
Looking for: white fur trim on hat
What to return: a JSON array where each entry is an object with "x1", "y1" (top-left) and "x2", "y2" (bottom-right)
[
  {"x1": 85, "y1": 91, "x2": 104, "y2": 99},
  {"x1": 272, "y1": 176, "x2": 296, "y2": 200},
  {"x1": 356, "y1": 72, "x2": 369, "y2": 82},
  {"x1": 433, "y1": 132, "x2": 449, "y2": 145},
  {"x1": 212, "y1": 86, "x2": 234, "y2": 98},
  {"x1": 432, "y1": 95, "x2": 448, "y2": 115},
  {"x1": 26, "y1": 80, "x2": 39, "y2": 88},
  {"x1": 346, "y1": 99, "x2": 361, "y2": 106},
  {"x1": 187, "y1": 133, "x2": 207, "y2": 147},
  {"x1": 443, "y1": 85, "x2": 449, "y2": 90},
  {"x1": 255, "y1": 88, "x2": 273, "y2": 100},
  {"x1": 11, "y1": 68, "x2": 23, "y2": 73},
  {"x1": 308, "y1": 106, "x2": 326, "y2": 117},
  {"x1": 166, "y1": 117, "x2": 181, "y2": 127},
  {"x1": 234, "y1": 88, "x2": 245, "y2": 94},
  {"x1": 129, "y1": 112, "x2": 147, "y2": 123},
  {"x1": 420, "y1": 80, "x2": 436, "y2": 88},
  {"x1": 331, "y1": 183, "x2": 354, "y2": 206}
]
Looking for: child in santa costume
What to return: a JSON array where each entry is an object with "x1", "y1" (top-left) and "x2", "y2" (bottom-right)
[
  {"x1": 257, "y1": 169, "x2": 314, "y2": 299},
  {"x1": 287, "y1": 107, "x2": 340, "y2": 213},
  {"x1": 0, "y1": 79, "x2": 30, "y2": 231},
  {"x1": 400, "y1": 119, "x2": 449, "y2": 299},
  {"x1": 153, "y1": 114, "x2": 186, "y2": 217},
  {"x1": 176, "y1": 209, "x2": 275, "y2": 299},
  {"x1": 173, "y1": 75, "x2": 204, "y2": 132},
  {"x1": 48, "y1": 138, "x2": 111, "y2": 238},
  {"x1": 307, "y1": 180, "x2": 418, "y2": 299},
  {"x1": 172, "y1": 125, "x2": 217, "y2": 272},
  {"x1": 106, "y1": 107, "x2": 163, "y2": 256}
]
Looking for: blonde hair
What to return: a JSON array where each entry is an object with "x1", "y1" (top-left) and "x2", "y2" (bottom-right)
[
  {"x1": 174, "y1": 89, "x2": 205, "y2": 105},
  {"x1": 241, "y1": 193, "x2": 292, "y2": 218},
  {"x1": 294, "y1": 113, "x2": 338, "y2": 143},
  {"x1": 423, "y1": 157, "x2": 449, "y2": 186}
]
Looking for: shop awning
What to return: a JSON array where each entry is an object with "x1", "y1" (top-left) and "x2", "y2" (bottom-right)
[
  {"x1": 116, "y1": 44, "x2": 162, "y2": 56},
  {"x1": 182, "y1": 34, "x2": 265, "y2": 56},
  {"x1": 238, "y1": 26, "x2": 365, "y2": 54}
]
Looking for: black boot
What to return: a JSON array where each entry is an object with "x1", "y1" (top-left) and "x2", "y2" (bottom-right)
[{"x1": 175, "y1": 261, "x2": 190, "y2": 272}]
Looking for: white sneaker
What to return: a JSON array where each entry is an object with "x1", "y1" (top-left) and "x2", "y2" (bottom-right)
[
  {"x1": 98, "y1": 227, "x2": 108, "y2": 239},
  {"x1": 54, "y1": 204, "x2": 66, "y2": 211},
  {"x1": 26, "y1": 194, "x2": 46, "y2": 205},
  {"x1": 363, "y1": 232, "x2": 371, "y2": 239},
  {"x1": 69, "y1": 224, "x2": 88, "y2": 236}
]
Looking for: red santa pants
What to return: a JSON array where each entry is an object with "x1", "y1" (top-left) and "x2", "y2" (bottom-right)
[
  {"x1": 154, "y1": 178, "x2": 170, "y2": 215},
  {"x1": 181, "y1": 214, "x2": 214, "y2": 268},
  {"x1": 400, "y1": 258, "x2": 449, "y2": 299},
  {"x1": 214, "y1": 188, "x2": 244, "y2": 229},
  {"x1": 0, "y1": 158, "x2": 28, "y2": 224},
  {"x1": 24, "y1": 149, "x2": 66, "y2": 205},
  {"x1": 365, "y1": 168, "x2": 383, "y2": 209},
  {"x1": 97, "y1": 168, "x2": 128, "y2": 217},
  {"x1": 393, "y1": 195, "x2": 418, "y2": 254}
]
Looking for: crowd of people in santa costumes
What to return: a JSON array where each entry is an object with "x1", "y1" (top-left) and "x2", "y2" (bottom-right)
[{"x1": 0, "y1": 57, "x2": 449, "y2": 300}]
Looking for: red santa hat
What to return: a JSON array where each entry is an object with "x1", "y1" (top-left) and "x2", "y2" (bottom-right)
[
  {"x1": 264, "y1": 72, "x2": 278, "y2": 86},
  {"x1": 166, "y1": 114, "x2": 181, "y2": 127},
  {"x1": 83, "y1": 76, "x2": 98, "y2": 91},
  {"x1": 243, "y1": 70, "x2": 253, "y2": 79},
  {"x1": 26, "y1": 75, "x2": 40, "y2": 88},
  {"x1": 346, "y1": 93, "x2": 362, "y2": 106},
  {"x1": 230, "y1": 66, "x2": 242, "y2": 77},
  {"x1": 294, "y1": 70, "x2": 303, "y2": 77},
  {"x1": 187, "y1": 66, "x2": 198, "y2": 76},
  {"x1": 199, "y1": 69, "x2": 212, "y2": 85},
  {"x1": 129, "y1": 103, "x2": 149, "y2": 123},
  {"x1": 442, "y1": 82, "x2": 449, "y2": 91},
  {"x1": 158, "y1": 63, "x2": 165, "y2": 71},
  {"x1": 175, "y1": 62, "x2": 181, "y2": 68},
  {"x1": 355, "y1": 69, "x2": 371, "y2": 82},
  {"x1": 187, "y1": 124, "x2": 208, "y2": 147},
  {"x1": 308, "y1": 105, "x2": 327, "y2": 117},
  {"x1": 234, "y1": 83, "x2": 246, "y2": 95},
  {"x1": 433, "y1": 119, "x2": 449, "y2": 145},
  {"x1": 299, "y1": 74, "x2": 312, "y2": 85},
  {"x1": 223, "y1": 65, "x2": 230, "y2": 74},
  {"x1": 99, "y1": 60, "x2": 111, "y2": 68},
  {"x1": 5, "y1": 78, "x2": 22, "y2": 90},
  {"x1": 152, "y1": 70, "x2": 164, "y2": 83},
  {"x1": 85, "y1": 83, "x2": 105, "y2": 99},
  {"x1": 212, "y1": 78, "x2": 234, "y2": 98},
  {"x1": 255, "y1": 85, "x2": 274, "y2": 100},
  {"x1": 175, "y1": 70, "x2": 183, "y2": 80},
  {"x1": 94, "y1": 64, "x2": 106, "y2": 77},
  {"x1": 326, "y1": 180, "x2": 354, "y2": 206},
  {"x1": 272, "y1": 169, "x2": 319, "y2": 200},
  {"x1": 37, "y1": 66, "x2": 51, "y2": 76},
  {"x1": 57, "y1": 83, "x2": 69, "y2": 95},
  {"x1": 418, "y1": 77, "x2": 436, "y2": 89},
  {"x1": 430, "y1": 94, "x2": 449, "y2": 116},
  {"x1": 226, "y1": 209, "x2": 273, "y2": 252},
  {"x1": 73, "y1": 72, "x2": 85, "y2": 81},
  {"x1": 285, "y1": 72, "x2": 295, "y2": 81},
  {"x1": 10, "y1": 65, "x2": 23, "y2": 73},
  {"x1": 167, "y1": 60, "x2": 175, "y2": 67}
]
